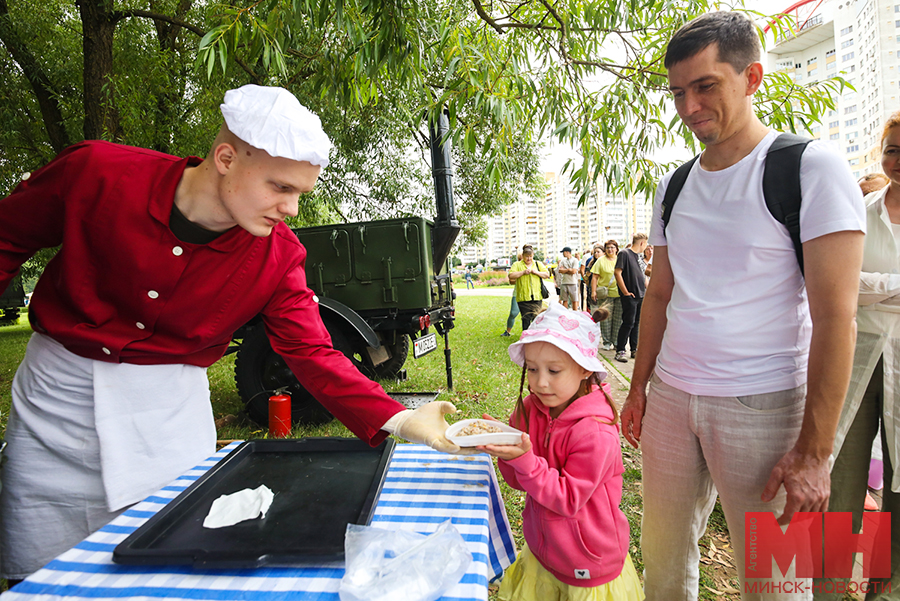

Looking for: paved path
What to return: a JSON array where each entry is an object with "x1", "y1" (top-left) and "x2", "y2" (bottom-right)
[{"x1": 599, "y1": 346, "x2": 634, "y2": 396}]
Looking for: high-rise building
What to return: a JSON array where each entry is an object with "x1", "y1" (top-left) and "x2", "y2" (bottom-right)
[
  {"x1": 544, "y1": 172, "x2": 591, "y2": 256},
  {"x1": 462, "y1": 172, "x2": 653, "y2": 264},
  {"x1": 767, "y1": 0, "x2": 898, "y2": 179}
]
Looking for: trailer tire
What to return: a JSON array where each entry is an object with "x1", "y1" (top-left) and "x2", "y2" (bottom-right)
[
  {"x1": 373, "y1": 334, "x2": 410, "y2": 379},
  {"x1": 330, "y1": 325, "x2": 378, "y2": 379}
]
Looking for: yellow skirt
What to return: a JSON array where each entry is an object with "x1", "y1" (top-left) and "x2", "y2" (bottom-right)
[{"x1": 498, "y1": 544, "x2": 644, "y2": 601}]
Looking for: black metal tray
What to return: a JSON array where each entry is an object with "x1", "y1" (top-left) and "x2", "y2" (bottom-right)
[{"x1": 113, "y1": 437, "x2": 395, "y2": 568}]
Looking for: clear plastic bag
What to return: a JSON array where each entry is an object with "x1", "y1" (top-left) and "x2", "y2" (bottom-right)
[{"x1": 339, "y1": 520, "x2": 473, "y2": 601}]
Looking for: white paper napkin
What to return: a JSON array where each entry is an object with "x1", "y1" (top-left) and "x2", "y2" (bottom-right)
[{"x1": 203, "y1": 485, "x2": 275, "y2": 529}]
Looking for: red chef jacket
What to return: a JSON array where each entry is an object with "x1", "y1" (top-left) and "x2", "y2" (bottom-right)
[{"x1": 0, "y1": 141, "x2": 404, "y2": 444}]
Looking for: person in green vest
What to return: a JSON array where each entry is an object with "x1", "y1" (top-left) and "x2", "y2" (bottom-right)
[{"x1": 508, "y1": 245, "x2": 550, "y2": 330}]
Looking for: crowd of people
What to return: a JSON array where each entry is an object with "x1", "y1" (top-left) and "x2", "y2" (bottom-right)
[
  {"x1": 506, "y1": 237, "x2": 652, "y2": 365},
  {"x1": 3, "y1": 7, "x2": 900, "y2": 601}
]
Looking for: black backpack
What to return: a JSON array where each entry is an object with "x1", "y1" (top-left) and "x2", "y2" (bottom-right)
[{"x1": 661, "y1": 133, "x2": 811, "y2": 275}]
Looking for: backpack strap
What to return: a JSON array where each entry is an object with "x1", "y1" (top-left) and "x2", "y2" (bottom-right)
[
  {"x1": 763, "y1": 133, "x2": 812, "y2": 275},
  {"x1": 661, "y1": 134, "x2": 810, "y2": 274},
  {"x1": 661, "y1": 155, "x2": 700, "y2": 232}
]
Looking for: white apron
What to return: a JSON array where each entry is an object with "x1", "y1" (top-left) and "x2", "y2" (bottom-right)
[{"x1": 0, "y1": 333, "x2": 215, "y2": 578}]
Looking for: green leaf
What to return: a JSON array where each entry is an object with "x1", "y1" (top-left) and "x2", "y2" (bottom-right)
[
  {"x1": 205, "y1": 45, "x2": 216, "y2": 79},
  {"x1": 218, "y1": 41, "x2": 227, "y2": 75}
]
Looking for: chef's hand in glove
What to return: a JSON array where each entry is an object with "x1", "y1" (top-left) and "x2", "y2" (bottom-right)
[{"x1": 389, "y1": 401, "x2": 477, "y2": 455}]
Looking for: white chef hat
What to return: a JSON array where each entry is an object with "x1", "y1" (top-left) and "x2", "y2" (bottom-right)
[
  {"x1": 220, "y1": 84, "x2": 331, "y2": 168},
  {"x1": 508, "y1": 303, "x2": 607, "y2": 378}
]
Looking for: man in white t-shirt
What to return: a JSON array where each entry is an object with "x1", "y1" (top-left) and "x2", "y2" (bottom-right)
[
  {"x1": 557, "y1": 247, "x2": 580, "y2": 309},
  {"x1": 619, "y1": 12, "x2": 866, "y2": 601}
]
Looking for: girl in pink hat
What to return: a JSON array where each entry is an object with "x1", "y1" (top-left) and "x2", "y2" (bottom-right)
[{"x1": 479, "y1": 302, "x2": 642, "y2": 601}]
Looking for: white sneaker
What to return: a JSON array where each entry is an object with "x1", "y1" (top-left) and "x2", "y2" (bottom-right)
[{"x1": 601, "y1": 343, "x2": 613, "y2": 351}]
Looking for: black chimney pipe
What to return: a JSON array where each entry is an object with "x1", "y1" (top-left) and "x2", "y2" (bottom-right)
[{"x1": 429, "y1": 111, "x2": 460, "y2": 271}]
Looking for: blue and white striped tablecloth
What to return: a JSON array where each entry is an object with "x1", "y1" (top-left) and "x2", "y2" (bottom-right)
[{"x1": 1, "y1": 443, "x2": 517, "y2": 601}]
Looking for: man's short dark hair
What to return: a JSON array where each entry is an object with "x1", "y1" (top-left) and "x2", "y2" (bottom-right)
[{"x1": 665, "y1": 11, "x2": 760, "y2": 73}]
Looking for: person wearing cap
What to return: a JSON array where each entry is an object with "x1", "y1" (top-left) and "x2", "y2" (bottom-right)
[
  {"x1": 0, "y1": 84, "x2": 463, "y2": 580},
  {"x1": 556, "y1": 247, "x2": 580, "y2": 310},
  {"x1": 478, "y1": 303, "x2": 642, "y2": 601}
]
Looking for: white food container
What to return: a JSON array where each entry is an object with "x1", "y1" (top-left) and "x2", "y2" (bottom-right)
[{"x1": 445, "y1": 419, "x2": 524, "y2": 447}]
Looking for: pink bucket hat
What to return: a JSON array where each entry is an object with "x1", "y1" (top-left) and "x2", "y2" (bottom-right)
[{"x1": 508, "y1": 303, "x2": 607, "y2": 378}]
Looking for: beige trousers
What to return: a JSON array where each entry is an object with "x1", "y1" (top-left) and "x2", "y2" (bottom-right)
[{"x1": 640, "y1": 372, "x2": 810, "y2": 601}]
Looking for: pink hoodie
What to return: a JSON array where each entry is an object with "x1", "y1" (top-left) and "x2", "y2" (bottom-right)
[{"x1": 498, "y1": 383, "x2": 630, "y2": 587}]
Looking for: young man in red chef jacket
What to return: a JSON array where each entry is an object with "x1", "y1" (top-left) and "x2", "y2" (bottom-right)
[{"x1": 0, "y1": 84, "x2": 460, "y2": 580}]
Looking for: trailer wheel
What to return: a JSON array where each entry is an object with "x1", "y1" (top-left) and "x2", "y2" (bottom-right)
[
  {"x1": 234, "y1": 326, "x2": 334, "y2": 426},
  {"x1": 373, "y1": 334, "x2": 410, "y2": 379},
  {"x1": 330, "y1": 325, "x2": 379, "y2": 379}
]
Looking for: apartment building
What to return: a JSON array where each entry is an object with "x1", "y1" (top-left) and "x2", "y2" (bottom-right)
[
  {"x1": 460, "y1": 172, "x2": 654, "y2": 265},
  {"x1": 767, "y1": 0, "x2": 900, "y2": 178},
  {"x1": 543, "y1": 172, "x2": 587, "y2": 255}
]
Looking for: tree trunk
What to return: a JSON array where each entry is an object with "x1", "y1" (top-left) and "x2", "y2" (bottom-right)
[
  {"x1": 0, "y1": 0, "x2": 71, "y2": 153},
  {"x1": 147, "y1": 0, "x2": 192, "y2": 154},
  {"x1": 77, "y1": 0, "x2": 120, "y2": 141}
]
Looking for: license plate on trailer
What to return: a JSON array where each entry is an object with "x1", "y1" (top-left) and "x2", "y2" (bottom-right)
[{"x1": 413, "y1": 333, "x2": 438, "y2": 358}]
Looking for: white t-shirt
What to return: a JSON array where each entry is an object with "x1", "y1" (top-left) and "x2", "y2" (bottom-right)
[
  {"x1": 558, "y1": 256, "x2": 580, "y2": 285},
  {"x1": 648, "y1": 132, "x2": 866, "y2": 396}
]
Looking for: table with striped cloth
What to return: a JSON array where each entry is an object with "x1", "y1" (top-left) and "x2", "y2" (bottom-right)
[{"x1": 1, "y1": 443, "x2": 517, "y2": 601}]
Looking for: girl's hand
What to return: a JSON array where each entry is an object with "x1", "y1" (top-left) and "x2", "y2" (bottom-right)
[
  {"x1": 478, "y1": 433, "x2": 531, "y2": 461},
  {"x1": 477, "y1": 414, "x2": 531, "y2": 459}
]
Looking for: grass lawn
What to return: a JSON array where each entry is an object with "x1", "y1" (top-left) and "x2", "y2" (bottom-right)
[{"x1": 0, "y1": 297, "x2": 742, "y2": 600}]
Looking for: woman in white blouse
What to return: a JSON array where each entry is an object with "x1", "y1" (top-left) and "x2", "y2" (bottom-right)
[{"x1": 824, "y1": 112, "x2": 900, "y2": 598}]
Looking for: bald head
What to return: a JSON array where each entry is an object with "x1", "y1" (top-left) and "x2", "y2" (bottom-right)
[
  {"x1": 859, "y1": 173, "x2": 888, "y2": 196},
  {"x1": 207, "y1": 124, "x2": 252, "y2": 162}
]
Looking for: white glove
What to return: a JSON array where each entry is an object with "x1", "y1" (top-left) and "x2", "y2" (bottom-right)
[{"x1": 389, "y1": 401, "x2": 475, "y2": 454}]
